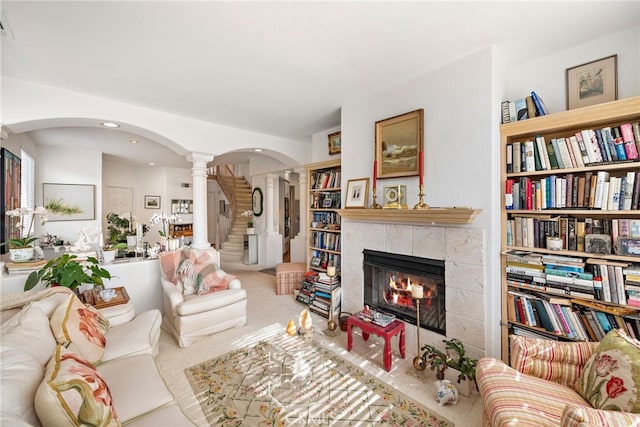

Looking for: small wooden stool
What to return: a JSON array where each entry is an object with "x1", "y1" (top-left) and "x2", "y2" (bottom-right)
[
  {"x1": 347, "y1": 314, "x2": 406, "y2": 372},
  {"x1": 275, "y1": 262, "x2": 306, "y2": 295}
]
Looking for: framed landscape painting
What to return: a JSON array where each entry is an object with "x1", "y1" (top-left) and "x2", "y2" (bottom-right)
[
  {"x1": 43, "y1": 183, "x2": 95, "y2": 221},
  {"x1": 328, "y1": 131, "x2": 341, "y2": 155},
  {"x1": 375, "y1": 109, "x2": 424, "y2": 179}
]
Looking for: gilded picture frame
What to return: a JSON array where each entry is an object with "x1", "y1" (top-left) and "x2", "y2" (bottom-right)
[
  {"x1": 328, "y1": 131, "x2": 341, "y2": 155},
  {"x1": 566, "y1": 54, "x2": 617, "y2": 110},
  {"x1": 375, "y1": 109, "x2": 424, "y2": 179},
  {"x1": 345, "y1": 178, "x2": 369, "y2": 209}
]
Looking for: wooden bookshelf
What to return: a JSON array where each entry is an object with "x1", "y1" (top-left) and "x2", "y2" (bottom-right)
[{"x1": 500, "y1": 96, "x2": 640, "y2": 362}]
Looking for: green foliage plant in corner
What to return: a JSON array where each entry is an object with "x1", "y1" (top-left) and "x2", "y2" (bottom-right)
[
  {"x1": 420, "y1": 337, "x2": 478, "y2": 388},
  {"x1": 24, "y1": 254, "x2": 114, "y2": 291}
]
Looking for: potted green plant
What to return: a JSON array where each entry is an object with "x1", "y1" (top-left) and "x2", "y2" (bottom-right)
[
  {"x1": 102, "y1": 242, "x2": 128, "y2": 264},
  {"x1": 24, "y1": 254, "x2": 114, "y2": 291},
  {"x1": 420, "y1": 338, "x2": 478, "y2": 396}
]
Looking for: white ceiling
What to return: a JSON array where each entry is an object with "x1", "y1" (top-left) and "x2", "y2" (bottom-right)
[{"x1": 1, "y1": 1, "x2": 639, "y2": 167}]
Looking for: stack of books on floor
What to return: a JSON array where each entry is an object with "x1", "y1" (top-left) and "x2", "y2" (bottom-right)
[
  {"x1": 4, "y1": 259, "x2": 47, "y2": 275},
  {"x1": 295, "y1": 272, "x2": 317, "y2": 305}
]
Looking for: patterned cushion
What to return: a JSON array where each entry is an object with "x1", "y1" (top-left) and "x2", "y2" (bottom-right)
[
  {"x1": 159, "y1": 248, "x2": 236, "y2": 295},
  {"x1": 35, "y1": 346, "x2": 119, "y2": 426},
  {"x1": 561, "y1": 404, "x2": 640, "y2": 426},
  {"x1": 510, "y1": 335, "x2": 597, "y2": 388},
  {"x1": 477, "y1": 357, "x2": 590, "y2": 426},
  {"x1": 575, "y1": 329, "x2": 640, "y2": 413},
  {"x1": 50, "y1": 293, "x2": 109, "y2": 364}
]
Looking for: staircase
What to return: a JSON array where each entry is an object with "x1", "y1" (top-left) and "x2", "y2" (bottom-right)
[{"x1": 215, "y1": 172, "x2": 253, "y2": 262}]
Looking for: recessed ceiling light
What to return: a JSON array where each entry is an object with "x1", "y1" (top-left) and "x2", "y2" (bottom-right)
[
  {"x1": 130, "y1": 140, "x2": 139, "y2": 144},
  {"x1": 148, "y1": 162, "x2": 155, "y2": 166},
  {"x1": 101, "y1": 122, "x2": 120, "y2": 128},
  {"x1": 253, "y1": 148, "x2": 263, "y2": 152}
]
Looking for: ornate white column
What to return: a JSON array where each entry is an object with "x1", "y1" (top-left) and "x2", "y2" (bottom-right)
[
  {"x1": 265, "y1": 174, "x2": 277, "y2": 234},
  {"x1": 289, "y1": 167, "x2": 307, "y2": 262},
  {"x1": 187, "y1": 152, "x2": 214, "y2": 249}
]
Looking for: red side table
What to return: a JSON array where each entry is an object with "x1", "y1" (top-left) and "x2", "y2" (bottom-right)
[{"x1": 347, "y1": 314, "x2": 406, "y2": 371}]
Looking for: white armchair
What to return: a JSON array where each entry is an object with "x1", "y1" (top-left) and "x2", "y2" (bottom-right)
[{"x1": 159, "y1": 248, "x2": 247, "y2": 347}]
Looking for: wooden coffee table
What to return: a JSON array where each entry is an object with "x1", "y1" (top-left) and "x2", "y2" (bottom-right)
[{"x1": 347, "y1": 314, "x2": 406, "y2": 371}]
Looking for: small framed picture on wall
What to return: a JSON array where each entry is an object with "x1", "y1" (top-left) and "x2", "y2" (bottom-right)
[{"x1": 144, "y1": 195, "x2": 160, "y2": 209}]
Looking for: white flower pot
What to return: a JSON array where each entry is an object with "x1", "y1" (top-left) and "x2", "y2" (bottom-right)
[
  {"x1": 127, "y1": 235, "x2": 137, "y2": 248},
  {"x1": 9, "y1": 248, "x2": 35, "y2": 263},
  {"x1": 444, "y1": 367, "x2": 474, "y2": 397},
  {"x1": 246, "y1": 227, "x2": 256, "y2": 234},
  {"x1": 102, "y1": 249, "x2": 117, "y2": 264}
]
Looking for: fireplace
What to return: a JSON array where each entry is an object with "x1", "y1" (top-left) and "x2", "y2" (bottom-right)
[{"x1": 363, "y1": 250, "x2": 446, "y2": 334}]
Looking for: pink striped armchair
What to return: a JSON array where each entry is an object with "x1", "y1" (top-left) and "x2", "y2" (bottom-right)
[{"x1": 476, "y1": 335, "x2": 640, "y2": 426}]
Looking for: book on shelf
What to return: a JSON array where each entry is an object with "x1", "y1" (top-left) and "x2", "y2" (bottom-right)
[
  {"x1": 530, "y1": 91, "x2": 547, "y2": 116},
  {"x1": 515, "y1": 98, "x2": 528, "y2": 121}
]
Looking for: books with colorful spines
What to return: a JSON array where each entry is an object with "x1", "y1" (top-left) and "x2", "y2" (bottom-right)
[
  {"x1": 504, "y1": 249, "x2": 543, "y2": 265},
  {"x1": 620, "y1": 123, "x2": 639, "y2": 160},
  {"x1": 515, "y1": 98, "x2": 528, "y2": 121},
  {"x1": 600, "y1": 127, "x2": 619, "y2": 162},
  {"x1": 612, "y1": 127, "x2": 628, "y2": 161},
  {"x1": 530, "y1": 91, "x2": 547, "y2": 116},
  {"x1": 544, "y1": 138, "x2": 560, "y2": 169},
  {"x1": 501, "y1": 100, "x2": 511, "y2": 124},
  {"x1": 533, "y1": 299, "x2": 556, "y2": 333},
  {"x1": 525, "y1": 96, "x2": 537, "y2": 119},
  {"x1": 541, "y1": 254, "x2": 585, "y2": 267}
]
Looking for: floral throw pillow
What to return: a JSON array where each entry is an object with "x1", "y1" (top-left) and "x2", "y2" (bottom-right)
[
  {"x1": 50, "y1": 293, "x2": 108, "y2": 364},
  {"x1": 35, "y1": 346, "x2": 120, "y2": 427},
  {"x1": 575, "y1": 328, "x2": 640, "y2": 413}
]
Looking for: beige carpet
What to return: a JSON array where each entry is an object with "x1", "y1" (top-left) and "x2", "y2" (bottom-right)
[
  {"x1": 154, "y1": 262, "x2": 484, "y2": 426},
  {"x1": 184, "y1": 334, "x2": 453, "y2": 426}
]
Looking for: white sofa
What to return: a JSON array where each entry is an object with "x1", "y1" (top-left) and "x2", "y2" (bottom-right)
[
  {"x1": 159, "y1": 247, "x2": 247, "y2": 348},
  {"x1": 0, "y1": 287, "x2": 193, "y2": 426}
]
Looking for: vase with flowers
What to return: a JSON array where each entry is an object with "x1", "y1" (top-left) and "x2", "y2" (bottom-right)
[
  {"x1": 241, "y1": 210, "x2": 255, "y2": 234},
  {"x1": 2, "y1": 206, "x2": 48, "y2": 262},
  {"x1": 149, "y1": 212, "x2": 181, "y2": 251}
]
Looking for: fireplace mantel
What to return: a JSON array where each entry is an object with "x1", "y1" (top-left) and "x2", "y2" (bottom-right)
[{"x1": 337, "y1": 207, "x2": 481, "y2": 225}]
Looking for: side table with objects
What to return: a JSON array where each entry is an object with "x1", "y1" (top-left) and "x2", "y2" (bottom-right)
[
  {"x1": 81, "y1": 286, "x2": 135, "y2": 326},
  {"x1": 347, "y1": 310, "x2": 406, "y2": 372}
]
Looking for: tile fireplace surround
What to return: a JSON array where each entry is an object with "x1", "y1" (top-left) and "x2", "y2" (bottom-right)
[{"x1": 340, "y1": 220, "x2": 485, "y2": 361}]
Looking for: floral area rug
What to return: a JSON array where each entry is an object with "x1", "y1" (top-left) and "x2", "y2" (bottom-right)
[{"x1": 184, "y1": 333, "x2": 453, "y2": 426}]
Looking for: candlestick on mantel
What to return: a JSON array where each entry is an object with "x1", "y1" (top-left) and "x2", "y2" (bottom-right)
[
  {"x1": 371, "y1": 159, "x2": 382, "y2": 209},
  {"x1": 418, "y1": 150, "x2": 424, "y2": 186},
  {"x1": 413, "y1": 297, "x2": 426, "y2": 371}
]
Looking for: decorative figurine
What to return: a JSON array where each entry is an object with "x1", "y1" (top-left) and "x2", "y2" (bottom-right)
[{"x1": 435, "y1": 380, "x2": 459, "y2": 406}]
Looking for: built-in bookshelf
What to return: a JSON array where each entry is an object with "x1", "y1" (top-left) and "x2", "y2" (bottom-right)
[
  {"x1": 500, "y1": 96, "x2": 640, "y2": 362},
  {"x1": 306, "y1": 159, "x2": 342, "y2": 275}
]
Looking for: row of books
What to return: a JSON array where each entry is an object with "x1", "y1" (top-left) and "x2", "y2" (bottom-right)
[
  {"x1": 506, "y1": 171, "x2": 640, "y2": 211},
  {"x1": 310, "y1": 230, "x2": 341, "y2": 252},
  {"x1": 506, "y1": 216, "x2": 640, "y2": 256},
  {"x1": 311, "y1": 170, "x2": 341, "y2": 190},
  {"x1": 506, "y1": 250, "x2": 640, "y2": 305},
  {"x1": 501, "y1": 91, "x2": 547, "y2": 124},
  {"x1": 311, "y1": 211, "x2": 340, "y2": 228},
  {"x1": 310, "y1": 192, "x2": 341, "y2": 209},
  {"x1": 507, "y1": 288, "x2": 640, "y2": 342},
  {"x1": 4, "y1": 259, "x2": 47, "y2": 275},
  {"x1": 507, "y1": 123, "x2": 640, "y2": 174}
]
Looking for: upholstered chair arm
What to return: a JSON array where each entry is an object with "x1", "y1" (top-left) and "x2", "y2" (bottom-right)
[
  {"x1": 510, "y1": 335, "x2": 598, "y2": 389},
  {"x1": 160, "y1": 276, "x2": 184, "y2": 316},
  {"x1": 175, "y1": 289, "x2": 246, "y2": 316},
  {"x1": 561, "y1": 404, "x2": 640, "y2": 426}
]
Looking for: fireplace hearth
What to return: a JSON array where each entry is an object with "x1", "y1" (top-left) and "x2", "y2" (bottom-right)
[{"x1": 363, "y1": 249, "x2": 445, "y2": 334}]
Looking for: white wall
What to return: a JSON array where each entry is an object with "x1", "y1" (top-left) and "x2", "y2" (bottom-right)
[
  {"x1": 340, "y1": 48, "x2": 495, "y2": 355},
  {"x1": 506, "y1": 26, "x2": 640, "y2": 115},
  {"x1": 36, "y1": 146, "x2": 102, "y2": 244}
]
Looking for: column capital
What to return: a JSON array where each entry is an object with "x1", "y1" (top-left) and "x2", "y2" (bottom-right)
[{"x1": 187, "y1": 152, "x2": 214, "y2": 164}]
